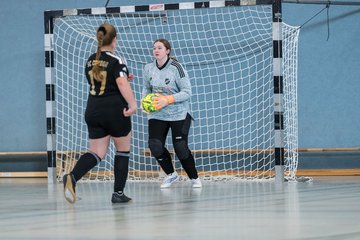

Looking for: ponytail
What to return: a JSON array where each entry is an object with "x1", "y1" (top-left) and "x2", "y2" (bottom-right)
[
  {"x1": 92, "y1": 30, "x2": 104, "y2": 82},
  {"x1": 92, "y1": 24, "x2": 116, "y2": 82}
]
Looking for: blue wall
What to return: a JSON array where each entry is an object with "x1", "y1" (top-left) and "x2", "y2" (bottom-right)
[
  {"x1": 0, "y1": 0, "x2": 359, "y2": 152},
  {"x1": 283, "y1": 4, "x2": 360, "y2": 148}
]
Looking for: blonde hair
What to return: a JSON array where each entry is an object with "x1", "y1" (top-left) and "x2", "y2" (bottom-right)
[{"x1": 93, "y1": 23, "x2": 117, "y2": 81}]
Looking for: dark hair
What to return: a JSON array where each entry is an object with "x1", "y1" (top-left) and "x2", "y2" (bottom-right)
[
  {"x1": 93, "y1": 23, "x2": 117, "y2": 81},
  {"x1": 154, "y1": 39, "x2": 177, "y2": 61}
]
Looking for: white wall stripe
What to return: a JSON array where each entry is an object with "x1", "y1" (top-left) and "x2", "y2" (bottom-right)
[
  {"x1": 274, "y1": 94, "x2": 283, "y2": 112},
  {"x1": 241, "y1": 0, "x2": 257, "y2": 6},
  {"x1": 91, "y1": 7, "x2": 106, "y2": 14},
  {"x1": 150, "y1": 4, "x2": 165, "y2": 11},
  {"x1": 63, "y1": 9, "x2": 78, "y2": 16},
  {"x1": 47, "y1": 134, "x2": 55, "y2": 151},
  {"x1": 179, "y1": 2, "x2": 195, "y2": 9},
  {"x1": 275, "y1": 130, "x2": 285, "y2": 148},
  {"x1": 273, "y1": 58, "x2": 281, "y2": 76},
  {"x1": 45, "y1": 68, "x2": 53, "y2": 84},
  {"x1": 210, "y1": 1, "x2": 226, "y2": 7},
  {"x1": 120, "y1": 6, "x2": 135, "y2": 13},
  {"x1": 44, "y1": 34, "x2": 53, "y2": 51},
  {"x1": 272, "y1": 22, "x2": 282, "y2": 40},
  {"x1": 46, "y1": 101, "x2": 54, "y2": 118}
]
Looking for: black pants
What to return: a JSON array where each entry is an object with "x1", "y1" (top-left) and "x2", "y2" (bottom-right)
[{"x1": 148, "y1": 113, "x2": 198, "y2": 179}]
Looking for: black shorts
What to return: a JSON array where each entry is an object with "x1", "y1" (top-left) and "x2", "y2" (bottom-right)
[
  {"x1": 85, "y1": 95, "x2": 131, "y2": 139},
  {"x1": 148, "y1": 113, "x2": 192, "y2": 143}
]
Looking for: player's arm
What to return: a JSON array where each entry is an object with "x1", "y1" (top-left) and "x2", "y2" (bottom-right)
[
  {"x1": 119, "y1": 55, "x2": 134, "y2": 82},
  {"x1": 114, "y1": 63, "x2": 137, "y2": 116},
  {"x1": 116, "y1": 76, "x2": 137, "y2": 116}
]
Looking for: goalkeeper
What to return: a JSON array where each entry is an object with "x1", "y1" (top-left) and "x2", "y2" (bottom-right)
[
  {"x1": 142, "y1": 39, "x2": 201, "y2": 188},
  {"x1": 63, "y1": 23, "x2": 137, "y2": 204}
]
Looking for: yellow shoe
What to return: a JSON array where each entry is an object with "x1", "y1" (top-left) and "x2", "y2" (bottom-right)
[{"x1": 63, "y1": 174, "x2": 76, "y2": 204}]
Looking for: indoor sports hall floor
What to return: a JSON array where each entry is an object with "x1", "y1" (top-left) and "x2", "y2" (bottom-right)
[{"x1": 1, "y1": 176, "x2": 359, "y2": 239}]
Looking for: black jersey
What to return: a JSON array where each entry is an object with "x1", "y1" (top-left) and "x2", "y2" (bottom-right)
[
  {"x1": 85, "y1": 51, "x2": 129, "y2": 100},
  {"x1": 84, "y1": 51, "x2": 131, "y2": 139}
]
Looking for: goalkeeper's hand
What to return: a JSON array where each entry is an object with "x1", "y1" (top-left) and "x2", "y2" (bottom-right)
[{"x1": 153, "y1": 94, "x2": 175, "y2": 110}]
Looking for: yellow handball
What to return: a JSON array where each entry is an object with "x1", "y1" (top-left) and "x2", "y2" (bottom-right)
[{"x1": 141, "y1": 93, "x2": 157, "y2": 113}]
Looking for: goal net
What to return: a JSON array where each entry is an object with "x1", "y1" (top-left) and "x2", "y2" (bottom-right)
[{"x1": 51, "y1": 3, "x2": 300, "y2": 181}]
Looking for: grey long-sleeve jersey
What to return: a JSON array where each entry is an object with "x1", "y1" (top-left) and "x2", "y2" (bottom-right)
[{"x1": 142, "y1": 58, "x2": 192, "y2": 121}]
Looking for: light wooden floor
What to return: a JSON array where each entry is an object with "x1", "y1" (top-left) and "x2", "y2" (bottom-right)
[{"x1": 1, "y1": 176, "x2": 360, "y2": 240}]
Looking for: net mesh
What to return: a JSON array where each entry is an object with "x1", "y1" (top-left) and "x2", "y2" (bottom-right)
[{"x1": 53, "y1": 5, "x2": 300, "y2": 181}]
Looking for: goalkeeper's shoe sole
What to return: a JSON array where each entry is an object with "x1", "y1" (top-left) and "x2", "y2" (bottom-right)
[{"x1": 63, "y1": 174, "x2": 76, "y2": 204}]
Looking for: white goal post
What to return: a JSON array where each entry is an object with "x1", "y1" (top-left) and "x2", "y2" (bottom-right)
[{"x1": 44, "y1": 0, "x2": 300, "y2": 183}]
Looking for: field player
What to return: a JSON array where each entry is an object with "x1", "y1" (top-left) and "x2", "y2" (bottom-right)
[
  {"x1": 63, "y1": 23, "x2": 137, "y2": 204},
  {"x1": 142, "y1": 39, "x2": 201, "y2": 188}
]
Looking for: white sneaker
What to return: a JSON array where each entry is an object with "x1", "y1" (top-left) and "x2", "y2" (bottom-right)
[
  {"x1": 191, "y1": 178, "x2": 202, "y2": 188},
  {"x1": 160, "y1": 172, "x2": 179, "y2": 188}
]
